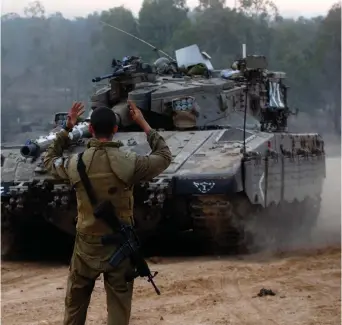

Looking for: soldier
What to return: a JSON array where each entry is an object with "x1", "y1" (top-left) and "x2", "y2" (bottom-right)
[{"x1": 43, "y1": 101, "x2": 172, "y2": 325}]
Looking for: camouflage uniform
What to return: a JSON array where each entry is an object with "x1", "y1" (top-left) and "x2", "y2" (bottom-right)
[{"x1": 43, "y1": 128, "x2": 172, "y2": 325}]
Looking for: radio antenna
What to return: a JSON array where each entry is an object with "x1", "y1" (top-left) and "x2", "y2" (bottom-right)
[
  {"x1": 100, "y1": 21, "x2": 175, "y2": 61},
  {"x1": 242, "y1": 43, "x2": 247, "y2": 155}
]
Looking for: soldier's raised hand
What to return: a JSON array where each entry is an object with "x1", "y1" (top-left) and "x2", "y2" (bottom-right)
[
  {"x1": 128, "y1": 100, "x2": 151, "y2": 134},
  {"x1": 128, "y1": 100, "x2": 145, "y2": 124},
  {"x1": 67, "y1": 102, "x2": 85, "y2": 129}
]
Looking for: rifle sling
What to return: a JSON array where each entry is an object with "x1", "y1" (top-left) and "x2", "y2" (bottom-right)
[
  {"x1": 76, "y1": 152, "x2": 124, "y2": 246},
  {"x1": 77, "y1": 152, "x2": 98, "y2": 207}
]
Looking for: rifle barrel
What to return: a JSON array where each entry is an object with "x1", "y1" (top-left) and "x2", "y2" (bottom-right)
[{"x1": 149, "y1": 276, "x2": 161, "y2": 295}]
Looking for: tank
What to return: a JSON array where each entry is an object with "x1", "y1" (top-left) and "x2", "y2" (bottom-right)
[{"x1": 1, "y1": 44, "x2": 326, "y2": 256}]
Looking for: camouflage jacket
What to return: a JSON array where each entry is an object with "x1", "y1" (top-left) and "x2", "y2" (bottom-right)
[{"x1": 43, "y1": 128, "x2": 172, "y2": 235}]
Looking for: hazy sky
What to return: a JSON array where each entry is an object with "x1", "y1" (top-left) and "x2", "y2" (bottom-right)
[{"x1": 1, "y1": 0, "x2": 337, "y2": 18}]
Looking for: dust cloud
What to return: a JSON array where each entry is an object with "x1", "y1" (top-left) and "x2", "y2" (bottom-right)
[{"x1": 313, "y1": 153, "x2": 341, "y2": 246}]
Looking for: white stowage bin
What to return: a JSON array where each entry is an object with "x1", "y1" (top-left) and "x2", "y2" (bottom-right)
[{"x1": 175, "y1": 44, "x2": 214, "y2": 71}]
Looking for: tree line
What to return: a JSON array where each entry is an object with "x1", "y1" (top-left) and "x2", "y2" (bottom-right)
[{"x1": 1, "y1": 0, "x2": 341, "y2": 136}]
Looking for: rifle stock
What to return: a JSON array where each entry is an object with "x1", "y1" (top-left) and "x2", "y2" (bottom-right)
[{"x1": 94, "y1": 200, "x2": 161, "y2": 295}]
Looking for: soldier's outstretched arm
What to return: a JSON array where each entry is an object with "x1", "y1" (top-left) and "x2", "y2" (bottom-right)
[
  {"x1": 131, "y1": 129, "x2": 172, "y2": 183},
  {"x1": 128, "y1": 101, "x2": 172, "y2": 184},
  {"x1": 43, "y1": 129, "x2": 72, "y2": 180},
  {"x1": 43, "y1": 102, "x2": 85, "y2": 180}
]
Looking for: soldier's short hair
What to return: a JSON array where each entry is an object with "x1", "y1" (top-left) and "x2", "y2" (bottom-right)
[{"x1": 90, "y1": 106, "x2": 117, "y2": 138}]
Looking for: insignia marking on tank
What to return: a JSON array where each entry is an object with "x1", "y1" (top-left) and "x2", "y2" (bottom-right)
[{"x1": 193, "y1": 181, "x2": 215, "y2": 194}]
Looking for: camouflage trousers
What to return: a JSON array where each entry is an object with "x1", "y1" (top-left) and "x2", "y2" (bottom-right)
[{"x1": 63, "y1": 232, "x2": 134, "y2": 325}]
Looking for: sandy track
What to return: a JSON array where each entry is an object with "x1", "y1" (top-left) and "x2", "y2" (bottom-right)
[{"x1": 1, "y1": 247, "x2": 341, "y2": 325}]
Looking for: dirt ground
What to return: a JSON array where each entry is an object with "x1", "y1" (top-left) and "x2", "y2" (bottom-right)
[
  {"x1": 1, "y1": 156, "x2": 341, "y2": 325},
  {"x1": 1, "y1": 246, "x2": 341, "y2": 325}
]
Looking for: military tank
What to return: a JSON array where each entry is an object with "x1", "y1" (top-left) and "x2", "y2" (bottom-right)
[{"x1": 1, "y1": 44, "x2": 326, "y2": 256}]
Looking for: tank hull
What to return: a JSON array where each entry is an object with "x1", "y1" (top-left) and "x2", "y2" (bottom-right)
[{"x1": 1, "y1": 129, "x2": 325, "y2": 256}]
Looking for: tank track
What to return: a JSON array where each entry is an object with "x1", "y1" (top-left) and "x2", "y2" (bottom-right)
[
  {"x1": 1, "y1": 189, "x2": 321, "y2": 258},
  {"x1": 1, "y1": 197, "x2": 76, "y2": 260},
  {"x1": 190, "y1": 194, "x2": 248, "y2": 254},
  {"x1": 1, "y1": 206, "x2": 15, "y2": 258},
  {"x1": 189, "y1": 194, "x2": 322, "y2": 254}
]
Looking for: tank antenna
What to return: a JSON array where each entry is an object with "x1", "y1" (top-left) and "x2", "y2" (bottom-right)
[
  {"x1": 100, "y1": 21, "x2": 175, "y2": 61},
  {"x1": 243, "y1": 84, "x2": 248, "y2": 155},
  {"x1": 242, "y1": 43, "x2": 247, "y2": 155}
]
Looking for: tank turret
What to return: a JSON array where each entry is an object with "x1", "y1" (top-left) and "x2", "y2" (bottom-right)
[{"x1": 90, "y1": 56, "x2": 157, "y2": 110}]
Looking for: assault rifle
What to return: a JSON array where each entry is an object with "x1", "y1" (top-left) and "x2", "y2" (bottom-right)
[{"x1": 76, "y1": 152, "x2": 160, "y2": 295}]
